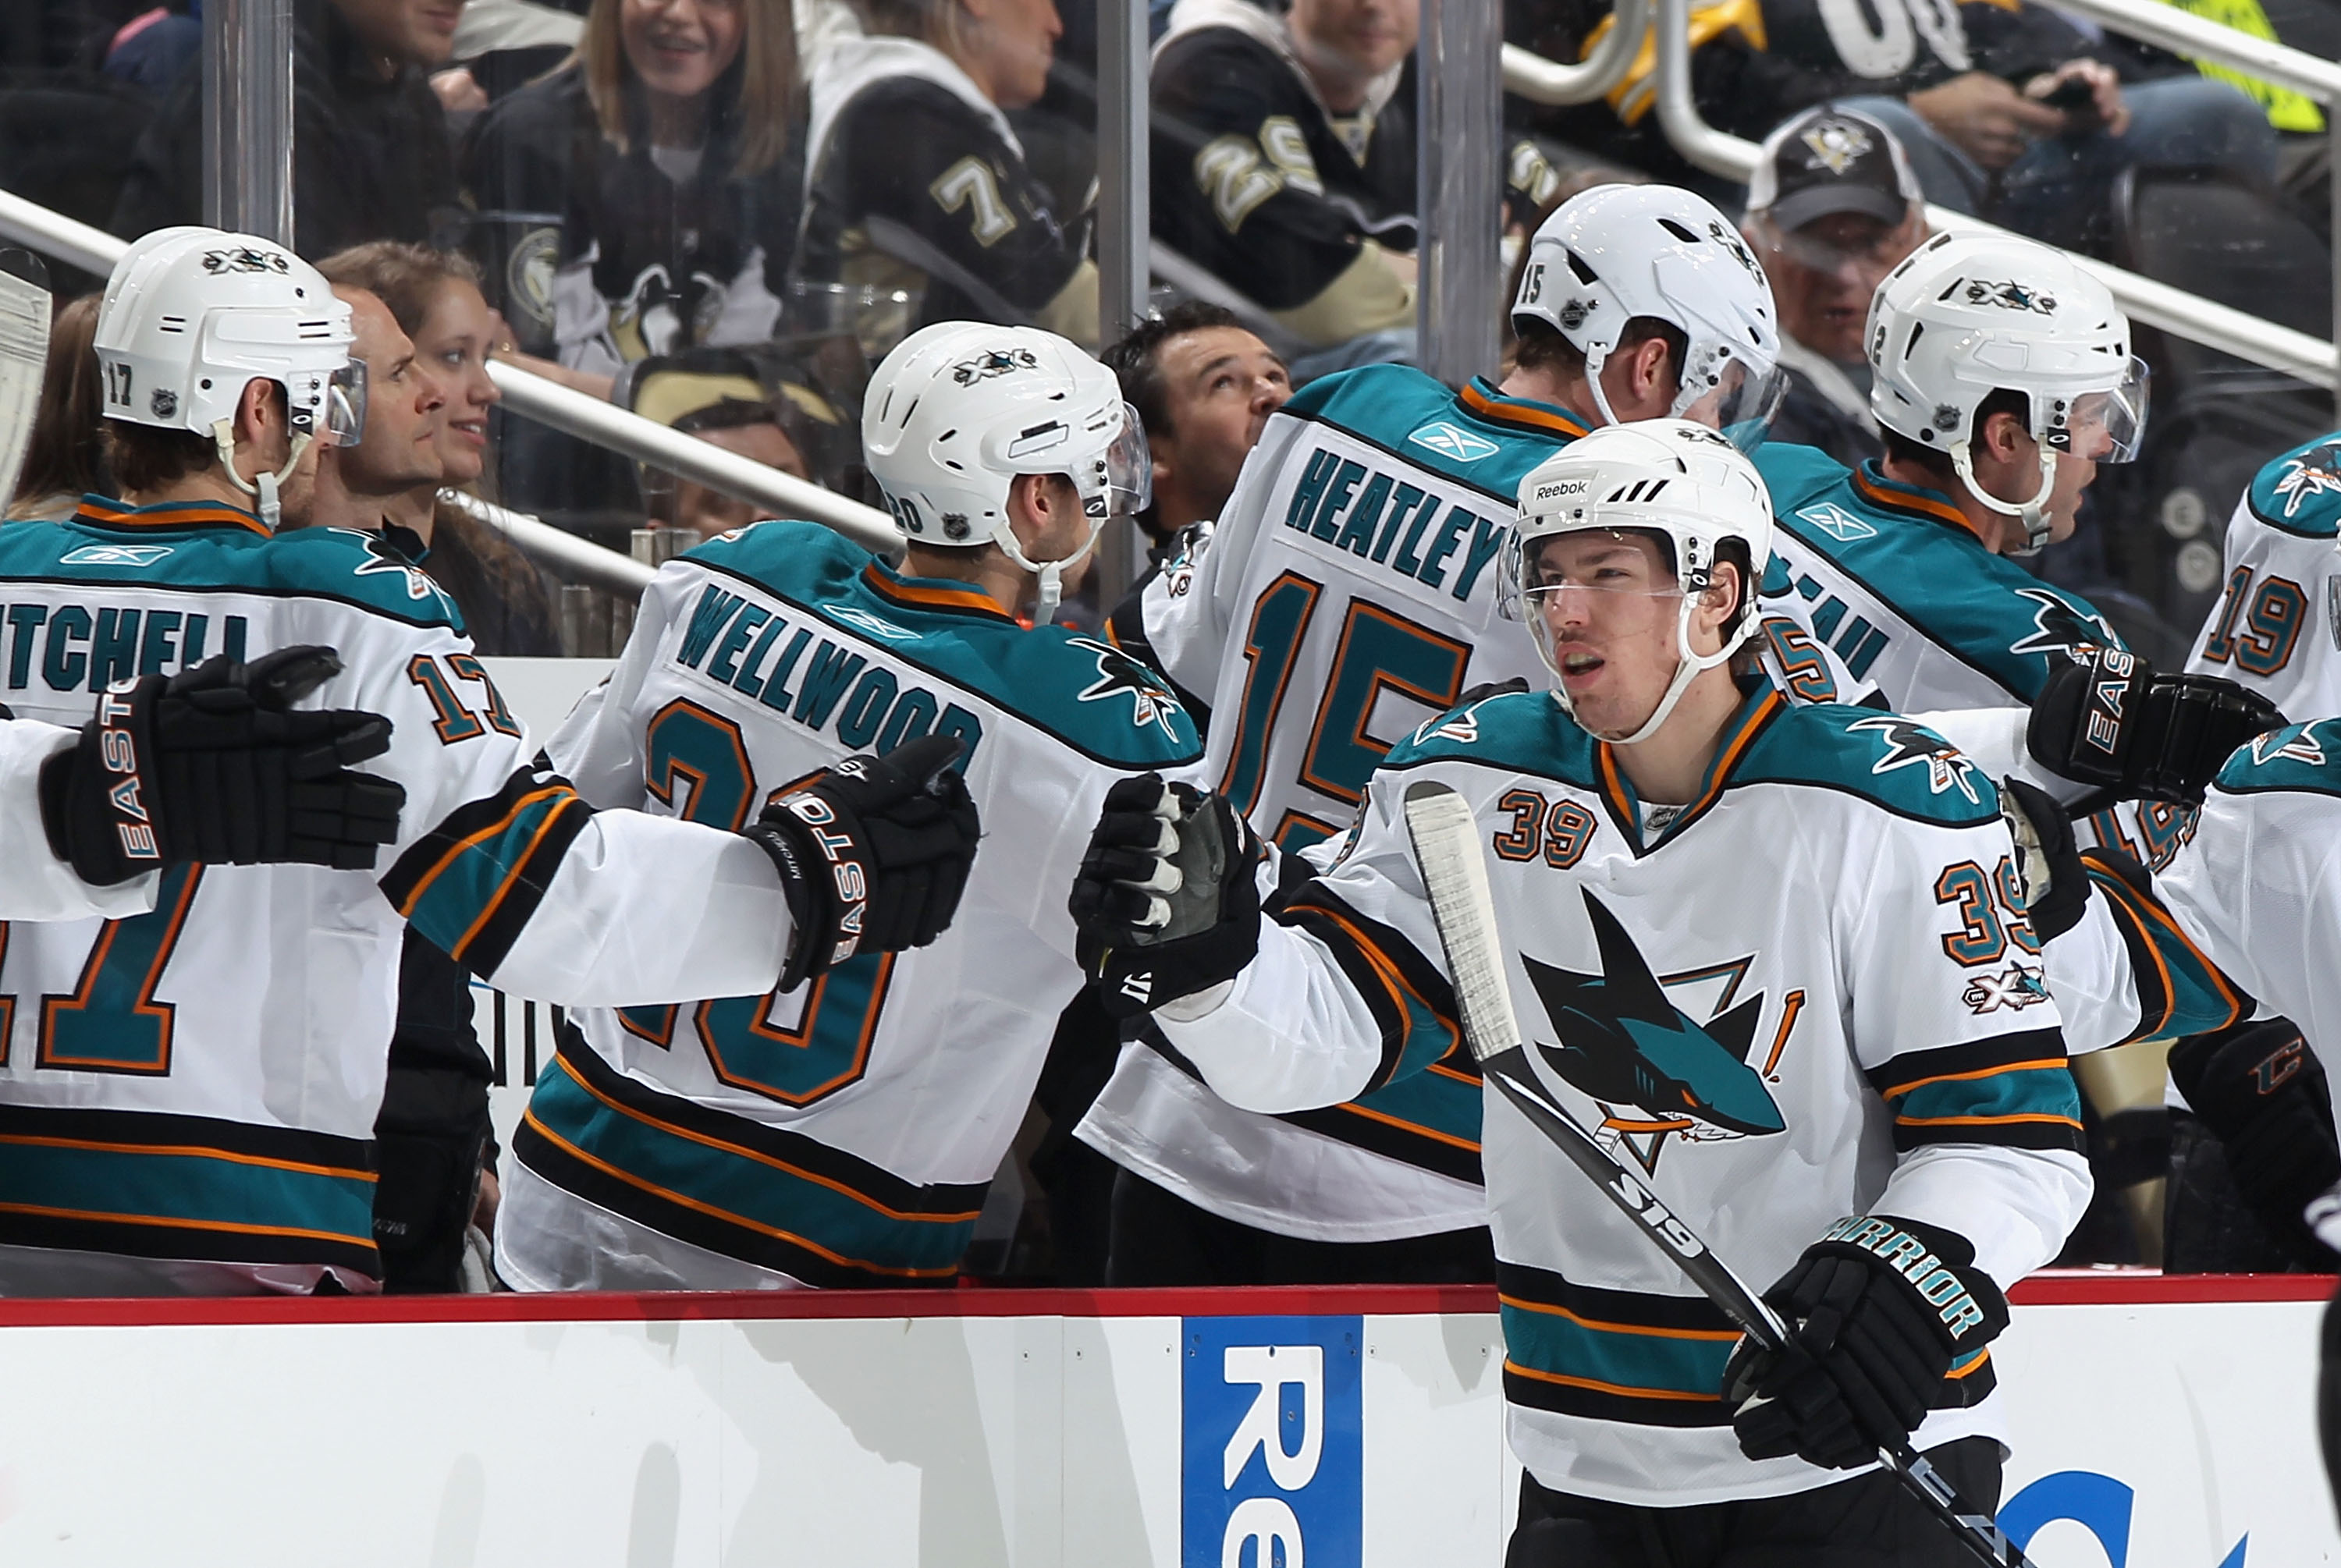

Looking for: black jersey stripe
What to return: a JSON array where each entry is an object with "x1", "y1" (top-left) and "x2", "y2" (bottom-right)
[
  {"x1": 1864, "y1": 1029, "x2": 2069, "y2": 1100},
  {"x1": 1277, "y1": 885, "x2": 1460, "y2": 1093}
]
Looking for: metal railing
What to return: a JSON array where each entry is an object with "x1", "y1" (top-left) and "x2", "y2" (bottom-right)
[
  {"x1": 0, "y1": 188, "x2": 899, "y2": 576},
  {"x1": 1501, "y1": 0, "x2": 1651, "y2": 107},
  {"x1": 1639, "y1": 0, "x2": 2341, "y2": 391}
]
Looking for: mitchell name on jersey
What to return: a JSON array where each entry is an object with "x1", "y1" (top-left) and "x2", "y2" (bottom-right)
[
  {"x1": 511, "y1": 521, "x2": 1202, "y2": 1289},
  {"x1": 1157, "y1": 684, "x2": 2091, "y2": 1503}
]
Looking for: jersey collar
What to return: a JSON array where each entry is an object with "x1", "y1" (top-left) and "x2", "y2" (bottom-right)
[
  {"x1": 72, "y1": 493, "x2": 269, "y2": 538},
  {"x1": 1457, "y1": 378, "x2": 1593, "y2": 442},
  {"x1": 1851, "y1": 462, "x2": 1986, "y2": 544},
  {"x1": 861, "y1": 558, "x2": 1019, "y2": 623},
  {"x1": 1593, "y1": 679, "x2": 1786, "y2": 854}
]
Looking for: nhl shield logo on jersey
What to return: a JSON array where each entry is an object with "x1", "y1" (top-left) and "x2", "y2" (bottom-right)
[
  {"x1": 1521, "y1": 891, "x2": 1787, "y2": 1174},
  {"x1": 1848, "y1": 715, "x2": 1984, "y2": 804},
  {"x1": 1066, "y1": 637, "x2": 1186, "y2": 739},
  {"x1": 2006, "y1": 587, "x2": 2117, "y2": 663}
]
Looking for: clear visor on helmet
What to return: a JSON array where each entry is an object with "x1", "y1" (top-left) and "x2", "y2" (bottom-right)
[
  {"x1": 1497, "y1": 521, "x2": 1693, "y2": 620},
  {"x1": 1678, "y1": 357, "x2": 1789, "y2": 454},
  {"x1": 2058, "y1": 356, "x2": 2150, "y2": 464},
  {"x1": 324, "y1": 360, "x2": 368, "y2": 447},
  {"x1": 1103, "y1": 400, "x2": 1153, "y2": 518}
]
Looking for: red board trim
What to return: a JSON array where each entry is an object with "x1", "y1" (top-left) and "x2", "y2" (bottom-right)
[{"x1": 0, "y1": 1273, "x2": 2318, "y2": 1327}]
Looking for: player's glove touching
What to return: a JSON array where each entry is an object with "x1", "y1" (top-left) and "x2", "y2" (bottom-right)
[
  {"x1": 1724, "y1": 1214, "x2": 2009, "y2": 1470},
  {"x1": 1997, "y1": 775, "x2": 2088, "y2": 942},
  {"x1": 2030, "y1": 647, "x2": 2285, "y2": 806},
  {"x1": 747, "y1": 733, "x2": 980, "y2": 995},
  {"x1": 39, "y1": 645, "x2": 406, "y2": 885},
  {"x1": 1067, "y1": 775, "x2": 1262, "y2": 1020}
]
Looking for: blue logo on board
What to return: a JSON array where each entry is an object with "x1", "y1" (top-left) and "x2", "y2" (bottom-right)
[
  {"x1": 2001, "y1": 1470, "x2": 2247, "y2": 1566},
  {"x1": 1408, "y1": 421, "x2": 1501, "y2": 463},
  {"x1": 1182, "y1": 1314, "x2": 1362, "y2": 1568}
]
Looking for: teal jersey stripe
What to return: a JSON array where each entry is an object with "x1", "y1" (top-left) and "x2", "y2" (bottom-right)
[
  {"x1": 529, "y1": 1059, "x2": 979, "y2": 1278},
  {"x1": 1347, "y1": 1064, "x2": 1481, "y2": 1144},
  {"x1": 1893, "y1": 1062, "x2": 2083, "y2": 1127},
  {"x1": 0, "y1": 1136, "x2": 375, "y2": 1245},
  {"x1": 401, "y1": 786, "x2": 581, "y2": 962},
  {"x1": 1498, "y1": 1297, "x2": 1735, "y2": 1399}
]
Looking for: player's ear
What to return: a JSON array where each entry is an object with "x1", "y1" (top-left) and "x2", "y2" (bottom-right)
[{"x1": 1980, "y1": 408, "x2": 2029, "y2": 463}]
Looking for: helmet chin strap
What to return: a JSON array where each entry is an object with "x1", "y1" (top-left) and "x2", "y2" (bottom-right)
[
  {"x1": 1582, "y1": 342, "x2": 1623, "y2": 430},
  {"x1": 1950, "y1": 438, "x2": 2058, "y2": 557},
  {"x1": 213, "y1": 420, "x2": 311, "y2": 533},
  {"x1": 996, "y1": 512, "x2": 1105, "y2": 625}
]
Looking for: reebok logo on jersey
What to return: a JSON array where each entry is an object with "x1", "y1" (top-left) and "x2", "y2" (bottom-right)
[
  {"x1": 1522, "y1": 889, "x2": 1785, "y2": 1175},
  {"x1": 1405, "y1": 421, "x2": 1501, "y2": 463},
  {"x1": 820, "y1": 604, "x2": 921, "y2": 643},
  {"x1": 1794, "y1": 502, "x2": 1876, "y2": 543},
  {"x1": 60, "y1": 544, "x2": 175, "y2": 568}
]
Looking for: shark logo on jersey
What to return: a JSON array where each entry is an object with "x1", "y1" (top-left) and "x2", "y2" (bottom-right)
[
  {"x1": 1067, "y1": 637, "x2": 1185, "y2": 738},
  {"x1": 950, "y1": 347, "x2": 1040, "y2": 385},
  {"x1": 2248, "y1": 721, "x2": 2329, "y2": 768},
  {"x1": 1796, "y1": 502, "x2": 1877, "y2": 542},
  {"x1": 1962, "y1": 963, "x2": 2050, "y2": 1016},
  {"x1": 1963, "y1": 278, "x2": 2055, "y2": 314},
  {"x1": 2272, "y1": 445, "x2": 2341, "y2": 516},
  {"x1": 1522, "y1": 890, "x2": 1785, "y2": 1174},
  {"x1": 1849, "y1": 715, "x2": 1984, "y2": 804},
  {"x1": 820, "y1": 604, "x2": 922, "y2": 643},
  {"x1": 60, "y1": 544, "x2": 175, "y2": 567},
  {"x1": 2007, "y1": 587, "x2": 2117, "y2": 662},
  {"x1": 347, "y1": 529, "x2": 458, "y2": 609},
  {"x1": 1406, "y1": 421, "x2": 1501, "y2": 463}
]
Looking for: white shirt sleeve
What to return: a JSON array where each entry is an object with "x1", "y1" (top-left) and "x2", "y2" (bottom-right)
[{"x1": 0, "y1": 718, "x2": 158, "y2": 923}]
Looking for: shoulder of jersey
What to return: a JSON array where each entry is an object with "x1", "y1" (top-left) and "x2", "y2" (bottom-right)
[
  {"x1": 1285, "y1": 364, "x2": 1569, "y2": 497},
  {"x1": 2213, "y1": 717, "x2": 2341, "y2": 799},
  {"x1": 684, "y1": 520, "x2": 1202, "y2": 767},
  {"x1": 2246, "y1": 431, "x2": 2341, "y2": 537},
  {"x1": 834, "y1": 73, "x2": 994, "y2": 136},
  {"x1": 259, "y1": 527, "x2": 466, "y2": 628},
  {"x1": 1738, "y1": 701, "x2": 2001, "y2": 827},
  {"x1": 1751, "y1": 440, "x2": 1851, "y2": 516},
  {"x1": 1382, "y1": 689, "x2": 1597, "y2": 786},
  {"x1": 1154, "y1": 19, "x2": 1284, "y2": 80}
]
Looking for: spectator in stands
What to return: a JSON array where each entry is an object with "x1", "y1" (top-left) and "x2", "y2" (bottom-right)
[
  {"x1": 6, "y1": 295, "x2": 105, "y2": 522},
  {"x1": 1100, "y1": 300, "x2": 1291, "y2": 559},
  {"x1": 793, "y1": 0, "x2": 1096, "y2": 355},
  {"x1": 629, "y1": 354, "x2": 814, "y2": 539},
  {"x1": 102, "y1": 1, "x2": 202, "y2": 95},
  {"x1": 317, "y1": 242, "x2": 563, "y2": 655},
  {"x1": 1151, "y1": 0, "x2": 1558, "y2": 377},
  {"x1": 462, "y1": 0, "x2": 798, "y2": 386},
  {"x1": 112, "y1": 0, "x2": 469, "y2": 257},
  {"x1": 1741, "y1": 108, "x2": 1926, "y2": 468},
  {"x1": 1530, "y1": 0, "x2": 2276, "y2": 255}
]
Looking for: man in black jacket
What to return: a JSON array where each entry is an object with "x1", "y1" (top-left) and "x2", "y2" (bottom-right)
[{"x1": 111, "y1": 0, "x2": 465, "y2": 257}]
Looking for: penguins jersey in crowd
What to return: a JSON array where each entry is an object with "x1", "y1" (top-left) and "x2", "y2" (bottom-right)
[
  {"x1": 2049, "y1": 720, "x2": 2341, "y2": 1056},
  {"x1": 796, "y1": 35, "x2": 1097, "y2": 354},
  {"x1": 1079, "y1": 364, "x2": 1590, "y2": 1245},
  {"x1": 498, "y1": 521, "x2": 1202, "y2": 1292},
  {"x1": 1152, "y1": 0, "x2": 1557, "y2": 349},
  {"x1": 1753, "y1": 441, "x2": 2194, "y2": 869},
  {"x1": 0, "y1": 498, "x2": 793, "y2": 1295},
  {"x1": 2185, "y1": 429, "x2": 2341, "y2": 717},
  {"x1": 1156, "y1": 685, "x2": 2091, "y2": 1505},
  {"x1": 0, "y1": 717, "x2": 158, "y2": 923}
]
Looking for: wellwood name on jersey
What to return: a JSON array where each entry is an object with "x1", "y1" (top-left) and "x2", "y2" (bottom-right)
[
  {"x1": 0, "y1": 601, "x2": 250, "y2": 693},
  {"x1": 675, "y1": 585, "x2": 985, "y2": 761},
  {"x1": 1283, "y1": 447, "x2": 1510, "y2": 600}
]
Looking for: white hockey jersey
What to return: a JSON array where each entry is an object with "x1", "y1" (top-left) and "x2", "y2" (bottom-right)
[
  {"x1": 0, "y1": 497, "x2": 790, "y2": 1293},
  {"x1": 499, "y1": 521, "x2": 1205, "y2": 1290},
  {"x1": 1079, "y1": 366, "x2": 1592, "y2": 1243},
  {"x1": 1157, "y1": 685, "x2": 2093, "y2": 1505},
  {"x1": 2184, "y1": 431, "x2": 2341, "y2": 718},
  {"x1": 0, "y1": 717, "x2": 156, "y2": 923}
]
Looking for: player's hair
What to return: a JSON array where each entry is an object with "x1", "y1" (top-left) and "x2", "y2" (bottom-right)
[
  {"x1": 9, "y1": 294, "x2": 107, "y2": 515},
  {"x1": 1101, "y1": 300, "x2": 1249, "y2": 446},
  {"x1": 581, "y1": 0, "x2": 795, "y2": 176},
  {"x1": 1881, "y1": 388, "x2": 2031, "y2": 485},
  {"x1": 1511, "y1": 314, "x2": 1689, "y2": 392},
  {"x1": 858, "y1": 0, "x2": 971, "y2": 55}
]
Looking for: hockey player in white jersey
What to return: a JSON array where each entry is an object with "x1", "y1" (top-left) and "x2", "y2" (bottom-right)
[
  {"x1": 2184, "y1": 429, "x2": 2341, "y2": 715},
  {"x1": 1078, "y1": 183, "x2": 1790, "y2": 1286},
  {"x1": 1071, "y1": 421, "x2": 2090, "y2": 1562},
  {"x1": 0, "y1": 226, "x2": 980, "y2": 1296},
  {"x1": 492, "y1": 321, "x2": 1201, "y2": 1293}
]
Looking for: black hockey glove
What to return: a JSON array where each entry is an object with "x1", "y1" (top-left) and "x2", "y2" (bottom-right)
[
  {"x1": 1725, "y1": 1215, "x2": 2010, "y2": 1470},
  {"x1": 1067, "y1": 774, "x2": 1262, "y2": 1020},
  {"x1": 746, "y1": 733, "x2": 980, "y2": 995},
  {"x1": 39, "y1": 645, "x2": 405, "y2": 885},
  {"x1": 2169, "y1": 1017, "x2": 2341, "y2": 1258},
  {"x1": 2029, "y1": 647, "x2": 2285, "y2": 806},
  {"x1": 1997, "y1": 776, "x2": 2088, "y2": 943}
]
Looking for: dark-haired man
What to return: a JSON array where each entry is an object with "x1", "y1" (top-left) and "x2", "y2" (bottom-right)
[{"x1": 1103, "y1": 301, "x2": 1293, "y2": 552}]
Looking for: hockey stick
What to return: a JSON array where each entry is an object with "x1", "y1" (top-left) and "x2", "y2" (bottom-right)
[{"x1": 1398, "y1": 779, "x2": 2035, "y2": 1568}]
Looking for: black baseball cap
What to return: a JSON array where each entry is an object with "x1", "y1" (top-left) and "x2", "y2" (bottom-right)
[{"x1": 1746, "y1": 108, "x2": 1923, "y2": 232}]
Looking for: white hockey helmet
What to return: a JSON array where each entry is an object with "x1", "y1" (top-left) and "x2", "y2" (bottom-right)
[
  {"x1": 94, "y1": 226, "x2": 361, "y2": 529},
  {"x1": 862, "y1": 321, "x2": 1150, "y2": 621},
  {"x1": 1867, "y1": 231, "x2": 2147, "y2": 555},
  {"x1": 1502, "y1": 419, "x2": 1774, "y2": 744},
  {"x1": 1511, "y1": 183, "x2": 1787, "y2": 452}
]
